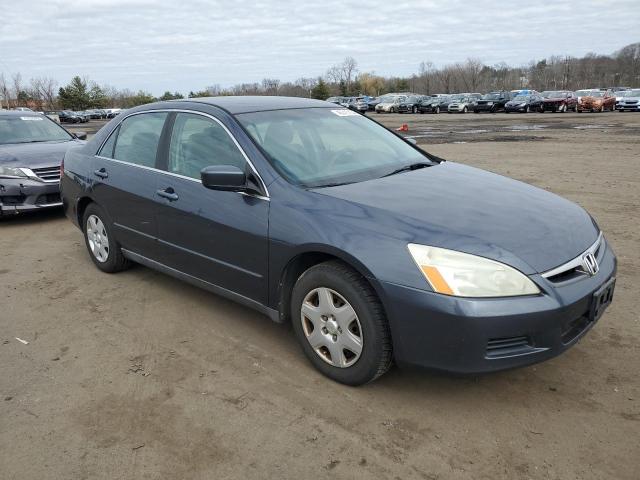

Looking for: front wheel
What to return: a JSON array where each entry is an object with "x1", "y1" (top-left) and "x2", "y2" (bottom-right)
[
  {"x1": 291, "y1": 261, "x2": 392, "y2": 385},
  {"x1": 462, "y1": 106, "x2": 468, "y2": 113},
  {"x1": 82, "y1": 203, "x2": 131, "y2": 273},
  {"x1": 434, "y1": 106, "x2": 440, "y2": 114},
  {"x1": 525, "y1": 105, "x2": 530, "y2": 113},
  {"x1": 412, "y1": 105, "x2": 418, "y2": 114}
]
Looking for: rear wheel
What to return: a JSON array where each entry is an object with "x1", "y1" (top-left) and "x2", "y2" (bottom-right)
[
  {"x1": 291, "y1": 261, "x2": 392, "y2": 385},
  {"x1": 82, "y1": 203, "x2": 130, "y2": 273}
]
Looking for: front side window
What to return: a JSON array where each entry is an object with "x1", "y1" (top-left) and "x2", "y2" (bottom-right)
[
  {"x1": 110, "y1": 112, "x2": 168, "y2": 167},
  {"x1": 167, "y1": 113, "x2": 245, "y2": 179},
  {"x1": 237, "y1": 108, "x2": 432, "y2": 188}
]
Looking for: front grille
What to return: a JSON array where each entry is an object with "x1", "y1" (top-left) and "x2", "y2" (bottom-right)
[
  {"x1": 486, "y1": 336, "x2": 532, "y2": 358},
  {"x1": 32, "y1": 166, "x2": 61, "y2": 182},
  {"x1": 542, "y1": 233, "x2": 603, "y2": 284}
]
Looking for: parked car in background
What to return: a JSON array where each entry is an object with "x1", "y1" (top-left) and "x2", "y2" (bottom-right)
[
  {"x1": 59, "y1": 110, "x2": 82, "y2": 123},
  {"x1": 576, "y1": 90, "x2": 616, "y2": 112},
  {"x1": 474, "y1": 91, "x2": 512, "y2": 113},
  {"x1": 614, "y1": 90, "x2": 631, "y2": 109},
  {"x1": 617, "y1": 89, "x2": 640, "y2": 111},
  {"x1": 87, "y1": 109, "x2": 107, "y2": 119},
  {"x1": 341, "y1": 97, "x2": 368, "y2": 114},
  {"x1": 43, "y1": 111, "x2": 61, "y2": 123},
  {"x1": 325, "y1": 97, "x2": 343, "y2": 105},
  {"x1": 60, "y1": 96, "x2": 616, "y2": 385},
  {"x1": 422, "y1": 95, "x2": 456, "y2": 114},
  {"x1": 76, "y1": 111, "x2": 91, "y2": 123},
  {"x1": 418, "y1": 95, "x2": 445, "y2": 114},
  {"x1": 0, "y1": 110, "x2": 85, "y2": 216},
  {"x1": 104, "y1": 108, "x2": 123, "y2": 118},
  {"x1": 375, "y1": 95, "x2": 406, "y2": 113},
  {"x1": 12, "y1": 107, "x2": 33, "y2": 112},
  {"x1": 541, "y1": 91, "x2": 578, "y2": 112},
  {"x1": 396, "y1": 95, "x2": 423, "y2": 113},
  {"x1": 505, "y1": 93, "x2": 544, "y2": 113},
  {"x1": 447, "y1": 95, "x2": 476, "y2": 113}
]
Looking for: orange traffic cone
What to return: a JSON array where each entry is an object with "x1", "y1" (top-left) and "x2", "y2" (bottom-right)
[{"x1": 396, "y1": 123, "x2": 409, "y2": 132}]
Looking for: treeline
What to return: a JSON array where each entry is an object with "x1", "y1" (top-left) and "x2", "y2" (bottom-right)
[{"x1": 1, "y1": 41, "x2": 638, "y2": 110}]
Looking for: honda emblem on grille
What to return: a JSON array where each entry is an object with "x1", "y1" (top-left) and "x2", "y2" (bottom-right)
[{"x1": 582, "y1": 252, "x2": 599, "y2": 276}]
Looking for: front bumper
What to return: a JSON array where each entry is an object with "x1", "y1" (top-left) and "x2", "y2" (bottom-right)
[
  {"x1": 618, "y1": 104, "x2": 640, "y2": 111},
  {"x1": 377, "y1": 241, "x2": 617, "y2": 374},
  {"x1": 0, "y1": 177, "x2": 61, "y2": 216},
  {"x1": 505, "y1": 105, "x2": 527, "y2": 112},
  {"x1": 474, "y1": 104, "x2": 496, "y2": 112}
]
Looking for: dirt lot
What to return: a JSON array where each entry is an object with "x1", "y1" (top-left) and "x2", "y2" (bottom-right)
[{"x1": 1, "y1": 112, "x2": 639, "y2": 480}]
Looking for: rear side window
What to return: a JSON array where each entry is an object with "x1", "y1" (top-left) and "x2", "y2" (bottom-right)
[
  {"x1": 105, "y1": 112, "x2": 168, "y2": 167},
  {"x1": 167, "y1": 113, "x2": 245, "y2": 180}
]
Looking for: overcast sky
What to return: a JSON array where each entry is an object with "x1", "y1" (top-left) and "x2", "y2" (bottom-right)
[{"x1": 1, "y1": 0, "x2": 638, "y2": 95}]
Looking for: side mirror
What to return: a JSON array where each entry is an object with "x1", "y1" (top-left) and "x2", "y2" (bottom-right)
[
  {"x1": 74, "y1": 131, "x2": 87, "y2": 140},
  {"x1": 201, "y1": 165, "x2": 246, "y2": 191}
]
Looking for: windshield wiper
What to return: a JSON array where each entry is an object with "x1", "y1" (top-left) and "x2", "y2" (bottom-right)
[
  {"x1": 311, "y1": 180, "x2": 357, "y2": 188},
  {"x1": 382, "y1": 162, "x2": 432, "y2": 178}
]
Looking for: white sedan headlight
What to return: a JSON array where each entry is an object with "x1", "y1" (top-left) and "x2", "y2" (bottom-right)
[
  {"x1": 407, "y1": 244, "x2": 540, "y2": 297},
  {"x1": 0, "y1": 166, "x2": 28, "y2": 179}
]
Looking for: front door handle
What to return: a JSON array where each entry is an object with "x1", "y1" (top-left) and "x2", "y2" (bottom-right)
[
  {"x1": 156, "y1": 187, "x2": 179, "y2": 201},
  {"x1": 94, "y1": 168, "x2": 108, "y2": 179}
]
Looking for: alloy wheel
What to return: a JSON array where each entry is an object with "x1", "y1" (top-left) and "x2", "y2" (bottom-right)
[
  {"x1": 86, "y1": 214, "x2": 109, "y2": 263},
  {"x1": 300, "y1": 287, "x2": 363, "y2": 368}
]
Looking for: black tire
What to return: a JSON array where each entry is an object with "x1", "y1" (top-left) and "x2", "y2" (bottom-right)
[
  {"x1": 82, "y1": 203, "x2": 130, "y2": 273},
  {"x1": 525, "y1": 105, "x2": 530, "y2": 113},
  {"x1": 412, "y1": 105, "x2": 418, "y2": 114},
  {"x1": 434, "y1": 106, "x2": 440, "y2": 114},
  {"x1": 462, "y1": 106, "x2": 468, "y2": 113},
  {"x1": 291, "y1": 261, "x2": 392, "y2": 385}
]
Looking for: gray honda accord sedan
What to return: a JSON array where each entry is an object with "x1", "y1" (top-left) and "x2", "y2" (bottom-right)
[
  {"x1": 60, "y1": 97, "x2": 616, "y2": 385},
  {"x1": 0, "y1": 110, "x2": 85, "y2": 217}
]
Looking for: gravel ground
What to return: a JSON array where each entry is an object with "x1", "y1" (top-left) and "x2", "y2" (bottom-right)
[{"x1": 1, "y1": 111, "x2": 639, "y2": 480}]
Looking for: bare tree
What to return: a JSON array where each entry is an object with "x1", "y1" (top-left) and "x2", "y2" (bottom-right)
[
  {"x1": 341, "y1": 57, "x2": 358, "y2": 93},
  {"x1": 11, "y1": 73, "x2": 23, "y2": 107},
  {"x1": 0, "y1": 73, "x2": 11, "y2": 109},
  {"x1": 30, "y1": 76, "x2": 58, "y2": 110}
]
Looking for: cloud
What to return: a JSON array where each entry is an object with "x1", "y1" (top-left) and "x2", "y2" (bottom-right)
[{"x1": 0, "y1": 0, "x2": 638, "y2": 94}]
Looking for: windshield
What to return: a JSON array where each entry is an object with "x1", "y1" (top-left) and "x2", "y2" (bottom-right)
[
  {"x1": 237, "y1": 108, "x2": 431, "y2": 188},
  {"x1": 541, "y1": 91, "x2": 566, "y2": 98},
  {"x1": 0, "y1": 115, "x2": 72, "y2": 145},
  {"x1": 513, "y1": 95, "x2": 530, "y2": 101},
  {"x1": 482, "y1": 93, "x2": 501, "y2": 100},
  {"x1": 576, "y1": 90, "x2": 602, "y2": 97},
  {"x1": 624, "y1": 89, "x2": 640, "y2": 97}
]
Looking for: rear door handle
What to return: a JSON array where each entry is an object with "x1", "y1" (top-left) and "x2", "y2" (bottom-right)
[
  {"x1": 94, "y1": 168, "x2": 108, "y2": 179},
  {"x1": 156, "y1": 187, "x2": 179, "y2": 201}
]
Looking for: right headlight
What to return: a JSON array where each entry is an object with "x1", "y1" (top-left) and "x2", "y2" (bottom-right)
[
  {"x1": 407, "y1": 244, "x2": 540, "y2": 297},
  {"x1": 0, "y1": 166, "x2": 28, "y2": 179}
]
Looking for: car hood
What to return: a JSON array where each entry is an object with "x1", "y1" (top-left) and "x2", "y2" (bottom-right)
[
  {"x1": 580, "y1": 96, "x2": 602, "y2": 102},
  {"x1": 543, "y1": 98, "x2": 566, "y2": 102},
  {"x1": 315, "y1": 162, "x2": 598, "y2": 274},
  {"x1": 0, "y1": 140, "x2": 80, "y2": 168}
]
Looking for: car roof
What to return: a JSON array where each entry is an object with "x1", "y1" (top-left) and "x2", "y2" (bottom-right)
[{"x1": 178, "y1": 96, "x2": 334, "y2": 114}]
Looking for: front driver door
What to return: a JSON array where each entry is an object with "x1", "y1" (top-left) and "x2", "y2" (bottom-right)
[{"x1": 154, "y1": 111, "x2": 269, "y2": 305}]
